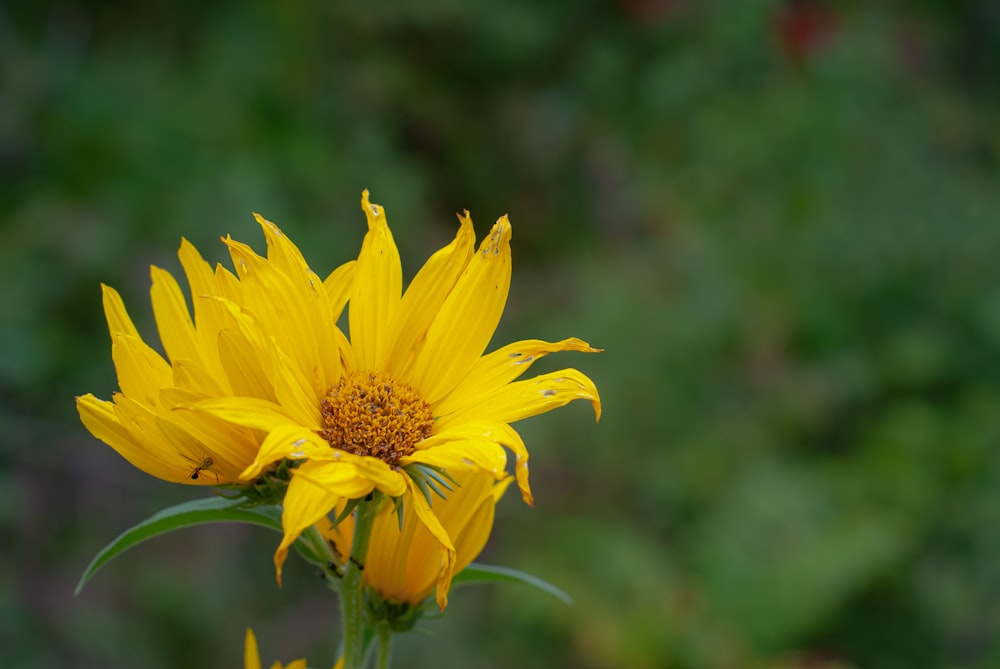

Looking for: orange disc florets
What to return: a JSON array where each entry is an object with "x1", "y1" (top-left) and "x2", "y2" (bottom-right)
[{"x1": 320, "y1": 370, "x2": 434, "y2": 465}]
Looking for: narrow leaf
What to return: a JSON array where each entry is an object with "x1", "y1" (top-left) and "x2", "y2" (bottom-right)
[
  {"x1": 75, "y1": 497, "x2": 282, "y2": 595},
  {"x1": 451, "y1": 562, "x2": 572, "y2": 605}
]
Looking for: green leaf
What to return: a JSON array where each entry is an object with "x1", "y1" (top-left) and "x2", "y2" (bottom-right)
[
  {"x1": 451, "y1": 562, "x2": 573, "y2": 605},
  {"x1": 75, "y1": 496, "x2": 282, "y2": 596}
]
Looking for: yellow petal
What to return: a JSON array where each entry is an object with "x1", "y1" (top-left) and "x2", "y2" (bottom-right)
[
  {"x1": 238, "y1": 424, "x2": 328, "y2": 479},
  {"x1": 76, "y1": 394, "x2": 170, "y2": 477},
  {"x1": 178, "y1": 238, "x2": 229, "y2": 341},
  {"x1": 149, "y1": 266, "x2": 198, "y2": 365},
  {"x1": 87, "y1": 393, "x2": 200, "y2": 482},
  {"x1": 244, "y1": 628, "x2": 261, "y2": 669},
  {"x1": 255, "y1": 217, "x2": 346, "y2": 392},
  {"x1": 350, "y1": 190, "x2": 401, "y2": 370},
  {"x1": 437, "y1": 368, "x2": 601, "y2": 430},
  {"x1": 323, "y1": 259, "x2": 356, "y2": 319},
  {"x1": 254, "y1": 213, "x2": 313, "y2": 289},
  {"x1": 100, "y1": 283, "x2": 141, "y2": 340},
  {"x1": 293, "y1": 459, "x2": 376, "y2": 501},
  {"x1": 417, "y1": 419, "x2": 533, "y2": 505},
  {"x1": 223, "y1": 234, "x2": 329, "y2": 393},
  {"x1": 408, "y1": 216, "x2": 512, "y2": 405},
  {"x1": 274, "y1": 466, "x2": 345, "y2": 585},
  {"x1": 384, "y1": 212, "x2": 475, "y2": 376},
  {"x1": 111, "y1": 334, "x2": 172, "y2": 409},
  {"x1": 433, "y1": 337, "x2": 601, "y2": 417},
  {"x1": 273, "y1": 346, "x2": 323, "y2": 430},
  {"x1": 190, "y1": 396, "x2": 300, "y2": 433},
  {"x1": 217, "y1": 329, "x2": 276, "y2": 400},
  {"x1": 402, "y1": 440, "x2": 508, "y2": 481},
  {"x1": 404, "y1": 476, "x2": 456, "y2": 610}
]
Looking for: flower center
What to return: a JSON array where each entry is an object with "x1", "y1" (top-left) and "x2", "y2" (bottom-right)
[{"x1": 320, "y1": 370, "x2": 434, "y2": 465}]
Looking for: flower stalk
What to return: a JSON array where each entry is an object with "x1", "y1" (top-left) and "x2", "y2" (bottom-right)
[
  {"x1": 341, "y1": 496, "x2": 378, "y2": 669},
  {"x1": 375, "y1": 621, "x2": 392, "y2": 669}
]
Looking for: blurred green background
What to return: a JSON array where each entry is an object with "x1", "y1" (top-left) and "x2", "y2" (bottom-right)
[{"x1": 4, "y1": 1, "x2": 1000, "y2": 667}]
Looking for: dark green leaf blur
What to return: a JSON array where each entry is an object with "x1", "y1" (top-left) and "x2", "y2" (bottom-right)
[{"x1": 4, "y1": 1, "x2": 1000, "y2": 667}]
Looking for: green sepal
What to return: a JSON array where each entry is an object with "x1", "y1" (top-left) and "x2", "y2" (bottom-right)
[
  {"x1": 74, "y1": 496, "x2": 282, "y2": 596},
  {"x1": 451, "y1": 562, "x2": 573, "y2": 605}
]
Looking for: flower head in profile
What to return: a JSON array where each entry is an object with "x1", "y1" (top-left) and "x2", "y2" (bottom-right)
[
  {"x1": 77, "y1": 191, "x2": 600, "y2": 608},
  {"x1": 325, "y1": 466, "x2": 511, "y2": 622}
]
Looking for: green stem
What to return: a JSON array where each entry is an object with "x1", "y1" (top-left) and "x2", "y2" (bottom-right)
[
  {"x1": 375, "y1": 621, "x2": 392, "y2": 669},
  {"x1": 341, "y1": 495, "x2": 378, "y2": 669}
]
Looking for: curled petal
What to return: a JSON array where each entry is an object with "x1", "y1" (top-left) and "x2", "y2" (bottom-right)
[
  {"x1": 436, "y1": 368, "x2": 601, "y2": 431},
  {"x1": 434, "y1": 337, "x2": 601, "y2": 418},
  {"x1": 273, "y1": 467, "x2": 346, "y2": 585},
  {"x1": 424, "y1": 420, "x2": 534, "y2": 506},
  {"x1": 403, "y1": 440, "x2": 507, "y2": 481},
  {"x1": 238, "y1": 424, "x2": 330, "y2": 480}
]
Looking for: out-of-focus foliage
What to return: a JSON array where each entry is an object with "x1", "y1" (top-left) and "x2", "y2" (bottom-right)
[{"x1": 4, "y1": 1, "x2": 1000, "y2": 667}]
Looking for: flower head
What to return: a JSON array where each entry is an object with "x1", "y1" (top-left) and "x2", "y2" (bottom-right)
[
  {"x1": 77, "y1": 191, "x2": 601, "y2": 608},
  {"x1": 325, "y1": 466, "x2": 512, "y2": 619}
]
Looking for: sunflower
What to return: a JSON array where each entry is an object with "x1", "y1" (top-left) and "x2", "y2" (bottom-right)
[{"x1": 77, "y1": 191, "x2": 601, "y2": 608}]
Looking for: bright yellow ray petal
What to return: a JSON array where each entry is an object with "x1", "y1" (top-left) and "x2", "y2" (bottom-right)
[
  {"x1": 253, "y1": 213, "x2": 312, "y2": 288},
  {"x1": 217, "y1": 329, "x2": 276, "y2": 400},
  {"x1": 418, "y1": 419, "x2": 534, "y2": 505},
  {"x1": 238, "y1": 425, "x2": 330, "y2": 479},
  {"x1": 149, "y1": 266, "x2": 198, "y2": 365},
  {"x1": 273, "y1": 346, "x2": 323, "y2": 429},
  {"x1": 404, "y1": 476, "x2": 456, "y2": 610},
  {"x1": 274, "y1": 467, "x2": 345, "y2": 585},
  {"x1": 433, "y1": 337, "x2": 601, "y2": 417},
  {"x1": 304, "y1": 451, "x2": 408, "y2": 497},
  {"x1": 170, "y1": 358, "x2": 227, "y2": 396},
  {"x1": 244, "y1": 628, "x2": 261, "y2": 669},
  {"x1": 257, "y1": 213, "x2": 348, "y2": 390},
  {"x1": 188, "y1": 396, "x2": 302, "y2": 433},
  {"x1": 384, "y1": 211, "x2": 475, "y2": 376},
  {"x1": 350, "y1": 190, "x2": 402, "y2": 370},
  {"x1": 100, "y1": 283, "x2": 141, "y2": 340},
  {"x1": 177, "y1": 238, "x2": 232, "y2": 348},
  {"x1": 364, "y1": 499, "x2": 421, "y2": 601},
  {"x1": 323, "y1": 259, "x2": 356, "y2": 319},
  {"x1": 77, "y1": 394, "x2": 180, "y2": 479},
  {"x1": 293, "y1": 459, "x2": 376, "y2": 501},
  {"x1": 223, "y1": 235, "x2": 330, "y2": 392},
  {"x1": 110, "y1": 394, "x2": 203, "y2": 482},
  {"x1": 111, "y1": 334, "x2": 172, "y2": 409},
  {"x1": 408, "y1": 216, "x2": 512, "y2": 405},
  {"x1": 437, "y1": 368, "x2": 601, "y2": 430},
  {"x1": 453, "y1": 497, "x2": 494, "y2": 574},
  {"x1": 402, "y1": 440, "x2": 508, "y2": 480}
]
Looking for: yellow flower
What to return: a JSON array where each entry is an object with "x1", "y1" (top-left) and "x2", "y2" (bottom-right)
[
  {"x1": 325, "y1": 466, "x2": 512, "y2": 611},
  {"x1": 244, "y1": 628, "x2": 308, "y2": 669},
  {"x1": 77, "y1": 191, "x2": 601, "y2": 608}
]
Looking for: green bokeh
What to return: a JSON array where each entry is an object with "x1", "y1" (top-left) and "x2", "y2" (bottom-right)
[{"x1": 4, "y1": 1, "x2": 1000, "y2": 667}]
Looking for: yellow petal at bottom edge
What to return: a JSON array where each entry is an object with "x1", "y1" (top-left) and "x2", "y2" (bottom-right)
[
  {"x1": 405, "y1": 476, "x2": 457, "y2": 610},
  {"x1": 273, "y1": 466, "x2": 356, "y2": 585}
]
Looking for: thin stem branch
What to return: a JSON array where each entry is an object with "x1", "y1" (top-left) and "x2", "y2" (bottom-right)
[
  {"x1": 341, "y1": 495, "x2": 378, "y2": 669},
  {"x1": 375, "y1": 622, "x2": 392, "y2": 669}
]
